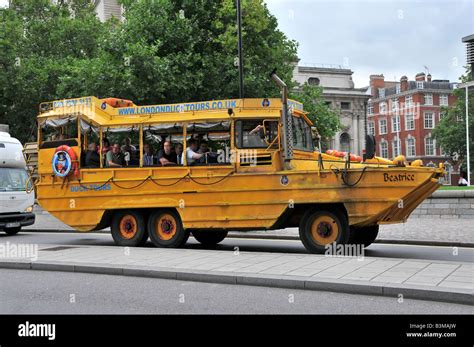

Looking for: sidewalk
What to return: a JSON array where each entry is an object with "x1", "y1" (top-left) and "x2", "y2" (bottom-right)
[{"x1": 1, "y1": 244, "x2": 472, "y2": 305}]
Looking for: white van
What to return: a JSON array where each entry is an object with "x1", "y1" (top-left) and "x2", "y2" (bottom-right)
[{"x1": 0, "y1": 124, "x2": 35, "y2": 235}]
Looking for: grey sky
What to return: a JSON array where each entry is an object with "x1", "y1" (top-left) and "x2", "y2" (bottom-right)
[
  {"x1": 1, "y1": 0, "x2": 472, "y2": 87},
  {"x1": 266, "y1": 0, "x2": 474, "y2": 87}
]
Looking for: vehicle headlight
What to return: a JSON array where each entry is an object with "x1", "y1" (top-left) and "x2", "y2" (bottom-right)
[{"x1": 24, "y1": 206, "x2": 33, "y2": 213}]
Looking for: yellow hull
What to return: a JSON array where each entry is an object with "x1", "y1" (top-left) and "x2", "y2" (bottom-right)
[{"x1": 36, "y1": 163, "x2": 443, "y2": 232}]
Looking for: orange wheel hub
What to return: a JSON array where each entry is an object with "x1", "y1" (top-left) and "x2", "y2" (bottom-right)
[
  {"x1": 310, "y1": 215, "x2": 339, "y2": 245},
  {"x1": 156, "y1": 214, "x2": 177, "y2": 241},
  {"x1": 119, "y1": 215, "x2": 138, "y2": 239}
]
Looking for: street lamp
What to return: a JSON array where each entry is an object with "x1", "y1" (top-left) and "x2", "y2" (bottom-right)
[{"x1": 459, "y1": 34, "x2": 474, "y2": 186}]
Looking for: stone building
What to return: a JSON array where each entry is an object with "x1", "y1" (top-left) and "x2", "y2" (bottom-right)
[
  {"x1": 93, "y1": 0, "x2": 122, "y2": 22},
  {"x1": 292, "y1": 64, "x2": 370, "y2": 154}
]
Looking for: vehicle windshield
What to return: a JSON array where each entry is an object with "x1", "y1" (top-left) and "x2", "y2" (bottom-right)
[{"x1": 0, "y1": 168, "x2": 28, "y2": 192}]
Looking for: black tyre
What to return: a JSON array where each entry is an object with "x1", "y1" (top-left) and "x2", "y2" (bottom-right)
[
  {"x1": 111, "y1": 210, "x2": 148, "y2": 246},
  {"x1": 4, "y1": 226, "x2": 21, "y2": 235},
  {"x1": 148, "y1": 209, "x2": 189, "y2": 248},
  {"x1": 192, "y1": 230, "x2": 228, "y2": 246},
  {"x1": 349, "y1": 225, "x2": 379, "y2": 248},
  {"x1": 299, "y1": 208, "x2": 349, "y2": 254}
]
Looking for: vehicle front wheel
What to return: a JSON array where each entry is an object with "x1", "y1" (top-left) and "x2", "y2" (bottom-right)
[
  {"x1": 192, "y1": 230, "x2": 228, "y2": 246},
  {"x1": 111, "y1": 210, "x2": 148, "y2": 247},
  {"x1": 348, "y1": 225, "x2": 379, "y2": 248},
  {"x1": 148, "y1": 209, "x2": 189, "y2": 248},
  {"x1": 299, "y1": 209, "x2": 349, "y2": 254},
  {"x1": 4, "y1": 226, "x2": 21, "y2": 235}
]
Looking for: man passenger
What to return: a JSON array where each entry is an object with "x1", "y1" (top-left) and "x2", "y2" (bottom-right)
[
  {"x1": 158, "y1": 140, "x2": 177, "y2": 166},
  {"x1": 175, "y1": 143, "x2": 183, "y2": 165},
  {"x1": 85, "y1": 143, "x2": 100, "y2": 168},
  {"x1": 186, "y1": 138, "x2": 204, "y2": 165},
  {"x1": 106, "y1": 143, "x2": 125, "y2": 167},
  {"x1": 121, "y1": 137, "x2": 136, "y2": 153},
  {"x1": 143, "y1": 144, "x2": 154, "y2": 166}
]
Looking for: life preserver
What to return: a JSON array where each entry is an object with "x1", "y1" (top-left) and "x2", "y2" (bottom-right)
[
  {"x1": 52, "y1": 145, "x2": 79, "y2": 178},
  {"x1": 102, "y1": 98, "x2": 134, "y2": 108},
  {"x1": 326, "y1": 150, "x2": 362, "y2": 162}
]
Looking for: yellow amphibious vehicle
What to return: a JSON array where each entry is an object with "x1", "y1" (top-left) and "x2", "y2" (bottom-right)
[{"x1": 35, "y1": 73, "x2": 444, "y2": 253}]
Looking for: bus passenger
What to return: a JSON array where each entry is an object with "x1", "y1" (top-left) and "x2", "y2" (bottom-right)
[
  {"x1": 158, "y1": 140, "x2": 177, "y2": 166},
  {"x1": 198, "y1": 141, "x2": 209, "y2": 154},
  {"x1": 106, "y1": 143, "x2": 125, "y2": 168},
  {"x1": 85, "y1": 143, "x2": 100, "y2": 168},
  {"x1": 186, "y1": 138, "x2": 204, "y2": 165},
  {"x1": 175, "y1": 143, "x2": 183, "y2": 165},
  {"x1": 121, "y1": 137, "x2": 137, "y2": 153},
  {"x1": 143, "y1": 144, "x2": 154, "y2": 166},
  {"x1": 101, "y1": 138, "x2": 111, "y2": 154}
]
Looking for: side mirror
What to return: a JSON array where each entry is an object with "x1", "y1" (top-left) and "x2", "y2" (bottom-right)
[{"x1": 365, "y1": 134, "x2": 376, "y2": 160}]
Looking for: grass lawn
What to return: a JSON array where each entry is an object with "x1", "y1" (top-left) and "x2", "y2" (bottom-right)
[{"x1": 439, "y1": 185, "x2": 474, "y2": 190}]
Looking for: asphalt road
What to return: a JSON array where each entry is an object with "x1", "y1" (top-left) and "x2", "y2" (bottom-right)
[
  {"x1": 0, "y1": 268, "x2": 472, "y2": 314},
  {"x1": 2, "y1": 231, "x2": 473, "y2": 263}
]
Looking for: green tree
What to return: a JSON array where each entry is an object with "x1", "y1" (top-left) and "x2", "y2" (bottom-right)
[
  {"x1": 291, "y1": 83, "x2": 341, "y2": 148},
  {"x1": 433, "y1": 71, "x2": 474, "y2": 175}
]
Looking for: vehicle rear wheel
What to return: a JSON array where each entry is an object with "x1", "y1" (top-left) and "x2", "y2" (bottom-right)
[
  {"x1": 148, "y1": 209, "x2": 189, "y2": 248},
  {"x1": 192, "y1": 230, "x2": 228, "y2": 246},
  {"x1": 111, "y1": 210, "x2": 148, "y2": 246},
  {"x1": 4, "y1": 226, "x2": 21, "y2": 235},
  {"x1": 349, "y1": 225, "x2": 379, "y2": 248},
  {"x1": 299, "y1": 209, "x2": 349, "y2": 254}
]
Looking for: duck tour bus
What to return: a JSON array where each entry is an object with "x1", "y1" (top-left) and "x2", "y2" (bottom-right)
[{"x1": 34, "y1": 72, "x2": 444, "y2": 253}]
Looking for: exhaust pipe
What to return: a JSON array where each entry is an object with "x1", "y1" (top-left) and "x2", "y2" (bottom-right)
[{"x1": 270, "y1": 69, "x2": 293, "y2": 164}]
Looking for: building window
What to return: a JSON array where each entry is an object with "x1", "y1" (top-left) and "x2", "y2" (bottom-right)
[
  {"x1": 405, "y1": 114, "x2": 415, "y2": 130},
  {"x1": 425, "y1": 136, "x2": 435, "y2": 156},
  {"x1": 340, "y1": 132, "x2": 351, "y2": 152},
  {"x1": 406, "y1": 137, "x2": 416, "y2": 157},
  {"x1": 308, "y1": 77, "x2": 320, "y2": 86},
  {"x1": 424, "y1": 112, "x2": 435, "y2": 129},
  {"x1": 341, "y1": 102, "x2": 351, "y2": 110},
  {"x1": 379, "y1": 88, "x2": 385, "y2": 98},
  {"x1": 368, "y1": 121, "x2": 375, "y2": 136},
  {"x1": 324, "y1": 101, "x2": 332, "y2": 107},
  {"x1": 416, "y1": 81, "x2": 424, "y2": 89},
  {"x1": 391, "y1": 98, "x2": 399, "y2": 112},
  {"x1": 379, "y1": 119, "x2": 387, "y2": 134},
  {"x1": 424, "y1": 93, "x2": 433, "y2": 105},
  {"x1": 391, "y1": 116, "x2": 400, "y2": 133},
  {"x1": 396, "y1": 83, "x2": 401, "y2": 94},
  {"x1": 379, "y1": 102, "x2": 387, "y2": 114},
  {"x1": 367, "y1": 104, "x2": 373, "y2": 115},
  {"x1": 392, "y1": 138, "x2": 401, "y2": 158},
  {"x1": 380, "y1": 140, "x2": 389, "y2": 159},
  {"x1": 440, "y1": 94, "x2": 449, "y2": 106},
  {"x1": 405, "y1": 95, "x2": 413, "y2": 108}
]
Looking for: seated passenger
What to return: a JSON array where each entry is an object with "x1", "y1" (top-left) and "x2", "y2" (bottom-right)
[
  {"x1": 121, "y1": 137, "x2": 137, "y2": 153},
  {"x1": 175, "y1": 143, "x2": 184, "y2": 165},
  {"x1": 186, "y1": 138, "x2": 204, "y2": 165},
  {"x1": 143, "y1": 144, "x2": 154, "y2": 166},
  {"x1": 85, "y1": 143, "x2": 100, "y2": 168},
  {"x1": 106, "y1": 143, "x2": 125, "y2": 167},
  {"x1": 198, "y1": 141, "x2": 209, "y2": 154},
  {"x1": 158, "y1": 140, "x2": 177, "y2": 166},
  {"x1": 101, "y1": 138, "x2": 111, "y2": 154}
]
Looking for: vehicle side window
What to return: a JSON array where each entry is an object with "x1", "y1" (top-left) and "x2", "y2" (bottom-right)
[
  {"x1": 292, "y1": 116, "x2": 314, "y2": 152},
  {"x1": 235, "y1": 120, "x2": 278, "y2": 149}
]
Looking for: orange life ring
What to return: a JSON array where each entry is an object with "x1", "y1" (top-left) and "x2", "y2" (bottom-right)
[
  {"x1": 103, "y1": 98, "x2": 134, "y2": 108},
  {"x1": 325, "y1": 150, "x2": 362, "y2": 162},
  {"x1": 52, "y1": 145, "x2": 79, "y2": 178}
]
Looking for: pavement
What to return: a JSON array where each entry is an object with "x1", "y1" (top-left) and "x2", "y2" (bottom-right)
[{"x1": 0, "y1": 242, "x2": 472, "y2": 305}]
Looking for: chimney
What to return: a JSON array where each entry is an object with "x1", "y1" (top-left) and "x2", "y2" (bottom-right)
[
  {"x1": 400, "y1": 76, "x2": 408, "y2": 92},
  {"x1": 369, "y1": 74, "x2": 384, "y2": 97},
  {"x1": 427, "y1": 73, "x2": 432, "y2": 82},
  {"x1": 415, "y1": 72, "x2": 426, "y2": 81}
]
